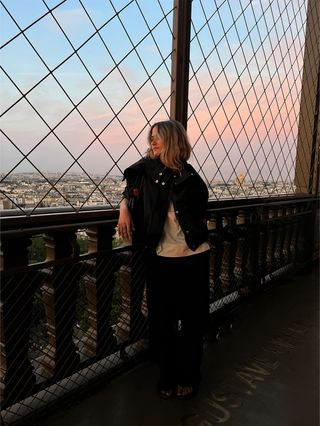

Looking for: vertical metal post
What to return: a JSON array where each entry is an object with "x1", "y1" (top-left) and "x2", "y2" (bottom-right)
[
  {"x1": 170, "y1": 0, "x2": 192, "y2": 129},
  {"x1": 294, "y1": 0, "x2": 320, "y2": 194},
  {"x1": 308, "y1": 62, "x2": 320, "y2": 194}
]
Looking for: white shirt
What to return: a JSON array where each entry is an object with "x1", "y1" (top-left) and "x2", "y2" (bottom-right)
[{"x1": 156, "y1": 202, "x2": 210, "y2": 257}]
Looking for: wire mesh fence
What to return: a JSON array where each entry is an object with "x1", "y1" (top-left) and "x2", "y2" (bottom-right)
[
  {"x1": 1, "y1": 0, "x2": 319, "y2": 423},
  {"x1": 188, "y1": 0, "x2": 309, "y2": 198},
  {"x1": 1, "y1": 0, "x2": 174, "y2": 213},
  {"x1": 0, "y1": 0, "x2": 315, "y2": 215},
  {"x1": 0, "y1": 196, "x2": 316, "y2": 424}
]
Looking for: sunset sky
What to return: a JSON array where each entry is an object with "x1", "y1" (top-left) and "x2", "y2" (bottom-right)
[{"x1": 1, "y1": 0, "x2": 307, "y2": 185}]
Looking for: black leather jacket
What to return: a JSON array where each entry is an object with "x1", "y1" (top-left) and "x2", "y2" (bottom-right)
[{"x1": 123, "y1": 157, "x2": 209, "y2": 251}]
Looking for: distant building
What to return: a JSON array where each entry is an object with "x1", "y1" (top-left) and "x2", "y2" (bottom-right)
[
  {"x1": 234, "y1": 171, "x2": 246, "y2": 188},
  {"x1": 0, "y1": 199, "x2": 13, "y2": 209}
]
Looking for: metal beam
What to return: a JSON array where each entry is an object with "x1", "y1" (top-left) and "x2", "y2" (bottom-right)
[
  {"x1": 308, "y1": 62, "x2": 320, "y2": 194},
  {"x1": 295, "y1": 0, "x2": 320, "y2": 194},
  {"x1": 170, "y1": 0, "x2": 192, "y2": 129}
]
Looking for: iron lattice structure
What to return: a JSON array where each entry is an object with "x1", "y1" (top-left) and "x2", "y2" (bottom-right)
[
  {"x1": 0, "y1": 0, "x2": 311, "y2": 212},
  {"x1": 1, "y1": 2, "x2": 319, "y2": 423}
]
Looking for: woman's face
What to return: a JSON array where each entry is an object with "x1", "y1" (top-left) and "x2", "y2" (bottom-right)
[{"x1": 150, "y1": 126, "x2": 165, "y2": 157}]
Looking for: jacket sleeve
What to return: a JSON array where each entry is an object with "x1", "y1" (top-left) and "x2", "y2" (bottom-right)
[{"x1": 121, "y1": 159, "x2": 145, "y2": 201}]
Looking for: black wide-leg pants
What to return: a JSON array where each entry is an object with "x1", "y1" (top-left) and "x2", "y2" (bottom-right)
[{"x1": 146, "y1": 250, "x2": 210, "y2": 387}]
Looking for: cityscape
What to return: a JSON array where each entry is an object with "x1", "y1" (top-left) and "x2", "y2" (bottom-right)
[{"x1": 0, "y1": 172, "x2": 296, "y2": 211}]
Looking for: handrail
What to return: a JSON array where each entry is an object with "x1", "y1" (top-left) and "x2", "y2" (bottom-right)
[
  {"x1": 1, "y1": 194, "x2": 316, "y2": 233},
  {"x1": 0, "y1": 193, "x2": 318, "y2": 420}
]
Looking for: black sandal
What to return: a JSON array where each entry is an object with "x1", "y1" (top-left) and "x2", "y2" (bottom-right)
[
  {"x1": 159, "y1": 389, "x2": 174, "y2": 399},
  {"x1": 176, "y1": 384, "x2": 197, "y2": 400},
  {"x1": 157, "y1": 381, "x2": 174, "y2": 400}
]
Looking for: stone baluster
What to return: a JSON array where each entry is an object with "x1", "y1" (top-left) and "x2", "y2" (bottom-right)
[
  {"x1": 258, "y1": 207, "x2": 268, "y2": 280},
  {"x1": 81, "y1": 225, "x2": 118, "y2": 359},
  {"x1": 114, "y1": 249, "x2": 148, "y2": 345},
  {"x1": 0, "y1": 235, "x2": 36, "y2": 405},
  {"x1": 290, "y1": 205, "x2": 300, "y2": 262},
  {"x1": 114, "y1": 262, "x2": 131, "y2": 342},
  {"x1": 129, "y1": 248, "x2": 148, "y2": 342},
  {"x1": 207, "y1": 215, "x2": 216, "y2": 300},
  {"x1": 274, "y1": 207, "x2": 285, "y2": 268},
  {"x1": 234, "y1": 209, "x2": 249, "y2": 289},
  {"x1": 291, "y1": 204, "x2": 308, "y2": 264},
  {"x1": 283, "y1": 206, "x2": 294, "y2": 264},
  {"x1": 295, "y1": 204, "x2": 309, "y2": 264},
  {"x1": 296, "y1": 204, "x2": 315, "y2": 266},
  {"x1": 220, "y1": 213, "x2": 237, "y2": 293},
  {"x1": 266, "y1": 207, "x2": 276, "y2": 273},
  {"x1": 245, "y1": 208, "x2": 261, "y2": 292},
  {"x1": 38, "y1": 231, "x2": 81, "y2": 379},
  {"x1": 208, "y1": 213, "x2": 223, "y2": 299},
  {"x1": 80, "y1": 268, "x2": 96, "y2": 358}
]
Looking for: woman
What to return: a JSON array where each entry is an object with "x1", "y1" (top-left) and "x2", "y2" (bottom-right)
[{"x1": 118, "y1": 120, "x2": 210, "y2": 399}]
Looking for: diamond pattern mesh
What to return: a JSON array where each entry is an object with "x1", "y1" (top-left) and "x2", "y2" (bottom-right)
[
  {"x1": 0, "y1": 0, "x2": 308, "y2": 214},
  {"x1": 188, "y1": 0, "x2": 307, "y2": 199}
]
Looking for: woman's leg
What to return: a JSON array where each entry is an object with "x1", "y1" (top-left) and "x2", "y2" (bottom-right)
[
  {"x1": 176, "y1": 251, "x2": 210, "y2": 388},
  {"x1": 146, "y1": 254, "x2": 178, "y2": 389}
]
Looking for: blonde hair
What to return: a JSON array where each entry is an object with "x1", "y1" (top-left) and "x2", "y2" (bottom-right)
[{"x1": 147, "y1": 120, "x2": 191, "y2": 171}]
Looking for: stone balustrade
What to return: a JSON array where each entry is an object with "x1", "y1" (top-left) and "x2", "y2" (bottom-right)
[{"x1": 0, "y1": 195, "x2": 317, "y2": 410}]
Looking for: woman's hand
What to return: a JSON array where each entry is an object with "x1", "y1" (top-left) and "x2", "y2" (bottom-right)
[{"x1": 117, "y1": 199, "x2": 134, "y2": 242}]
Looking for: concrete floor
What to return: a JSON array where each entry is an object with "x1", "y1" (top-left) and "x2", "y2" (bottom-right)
[{"x1": 36, "y1": 263, "x2": 319, "y2": 426}]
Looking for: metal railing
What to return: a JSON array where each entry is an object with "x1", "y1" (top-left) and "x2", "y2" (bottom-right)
[{"x1": 0, "y1": 195, "x2": 318, "y2": 424}]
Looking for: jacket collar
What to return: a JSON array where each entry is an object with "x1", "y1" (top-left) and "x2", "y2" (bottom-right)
[
  {"x1": 145, "y1": 158, "x2": 173, "y2": 187},
  {"x1": 124, "y1": 157, "x2": 197, "y2": 186}
]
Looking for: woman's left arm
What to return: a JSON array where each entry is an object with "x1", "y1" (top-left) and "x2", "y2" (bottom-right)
[{"x1": 118, "y1": 198, "x2": 134, "y2": 242}]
